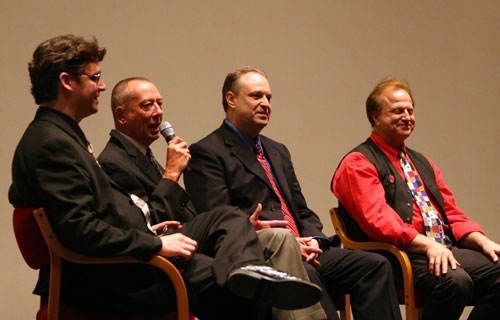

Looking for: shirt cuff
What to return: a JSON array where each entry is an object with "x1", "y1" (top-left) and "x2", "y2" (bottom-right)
[{"x1": 312, "y1": 236, "x2": 329, "y2": 249}]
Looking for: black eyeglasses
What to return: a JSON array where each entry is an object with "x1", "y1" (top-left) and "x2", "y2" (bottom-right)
[{"x1": 81, "y1": 72, "x2": 101, "y2": 84}]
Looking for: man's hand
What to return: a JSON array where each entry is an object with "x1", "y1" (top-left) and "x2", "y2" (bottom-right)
[
  {"x1": 460, "y1": 232, "x2": 500, "y2": 262},
  {"x1": 407, "y1": 234, "x2": 460, "y2": 276},
  {"x1": 297, "y1": 237, "x2": 322, "y2": 267},
  {"x1": 159, "y1": 233, "x2": 197, "y2": 259},
  {"x1": 249, "y1": 203, "x2": 288, "y2": 230},
  {"x1": 425, "y1": 241, "x2": 459, "y2": 276},
  {"x1": 163, "y1": 136, "x2": 191, "y2": 183},
  {"x1": 152, "y1": 220, "x2": 182, "y2": 234}
]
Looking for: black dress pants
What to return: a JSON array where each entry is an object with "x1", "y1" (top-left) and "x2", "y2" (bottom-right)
[
  {"x1": 409, "y1": 245, "x2": 500, "y2": 320},
  {"x1": 169, "y1": 205, "x2": 269, "y2": 319},
  {"x1": 306, "y1": 247, "x2": 402, "y2": 320}
]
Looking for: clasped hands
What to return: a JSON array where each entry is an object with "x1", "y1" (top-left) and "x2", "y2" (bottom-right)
[{"x1": 250, "y1": 203, "x2": 322, "y2": 267}]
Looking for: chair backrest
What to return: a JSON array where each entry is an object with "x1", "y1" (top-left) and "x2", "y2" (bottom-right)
[{"x1": 13, "y1": 207, "x2": 50, "y2": 269}]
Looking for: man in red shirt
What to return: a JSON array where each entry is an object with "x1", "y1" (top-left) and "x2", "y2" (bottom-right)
[{"x1": 332, "y1": 77, "x2": 500, "y2": 320}]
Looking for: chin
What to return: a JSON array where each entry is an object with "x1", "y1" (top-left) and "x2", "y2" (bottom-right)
[{"x1": 255, "y1": 118, "x2": 269, "y2": 126}]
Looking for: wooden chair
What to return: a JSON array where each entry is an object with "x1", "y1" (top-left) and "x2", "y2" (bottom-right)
[
  {"x1": 13, "y1": 207, "x2": 192, "y2": 320},
  {"x1": 335, "y1": 294, "x2": 351, "y2": 320},
  {"x1": 330, "y1": 207, "x2": 421, "y2": 320}
]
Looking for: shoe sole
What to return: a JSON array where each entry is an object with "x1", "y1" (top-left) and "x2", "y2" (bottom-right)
[{"x1": 227, "y1": 269, "x2": 322, "y2": 310}]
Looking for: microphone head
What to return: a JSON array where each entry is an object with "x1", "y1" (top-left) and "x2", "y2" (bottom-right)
[{"x1": 159, "y1": 121, "x2": 175, "y2": 143}]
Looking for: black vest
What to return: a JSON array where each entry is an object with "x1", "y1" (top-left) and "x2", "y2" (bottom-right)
[{"x1": 334, "y1": 138, "x2": 457, "y2": 244}]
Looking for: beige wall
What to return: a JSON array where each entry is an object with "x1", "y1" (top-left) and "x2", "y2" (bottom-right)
[{"x1": 1, "y1": 1, "x2": 498, "y2": 318}]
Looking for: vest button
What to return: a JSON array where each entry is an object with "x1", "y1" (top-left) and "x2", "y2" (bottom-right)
[
  {"x1": 407, "y1": 203, "x2": 411, "y2": 207},
  {"x1": 406, "y1": 217, "x2": 410, "y2": 222}
]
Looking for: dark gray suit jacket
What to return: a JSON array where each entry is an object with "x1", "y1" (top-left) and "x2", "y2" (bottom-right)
[
  {"x1": 184, "y1": 121, "x2": 326, "y2": 239},
  {"x1": 98, "y1": 129, "x2": 196, "y2": 224},
  {"x1": 9, "y1": 107, "x2": 177, "y2": 312}
]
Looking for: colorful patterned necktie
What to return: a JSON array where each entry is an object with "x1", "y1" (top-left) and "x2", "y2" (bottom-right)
[
  {"x1": 146, "y1": 148, "x2": 164, "y2": 176},
  {"x1": 255, "y1": 144, "x2": 300, "y2": 237},
  {"x1": 399, "y1": 150, "x2": 446, "y2": 245}
]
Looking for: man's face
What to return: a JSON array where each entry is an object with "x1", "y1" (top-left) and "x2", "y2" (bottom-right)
[
  {"x1": 73, "y1": 62, "x2": 106, "y2": 119},
  {"x1": 226, "y1": 72, "x2": 272, "y2": 138},
  {"x1": 372, "y1": 86, "x2": 415, "y2": 148},
  {"x1": 119, "y1": 80, "x2": 164, "y2": 148}
]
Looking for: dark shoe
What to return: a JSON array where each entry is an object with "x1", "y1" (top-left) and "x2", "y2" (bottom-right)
[{"x1": 227, "y1": 265, "x2": 322, "y2": 310}]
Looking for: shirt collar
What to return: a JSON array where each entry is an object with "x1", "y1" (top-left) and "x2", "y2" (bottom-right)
[
  {"x1": 115, "y1": 130, "x2": 148, "y2": 155},
  {"x1": 224, "y1": 119, "x2": 262, "y2": 152},
  {"x1": 370, "y1": 132, "x2": 407, "y2": 160}
]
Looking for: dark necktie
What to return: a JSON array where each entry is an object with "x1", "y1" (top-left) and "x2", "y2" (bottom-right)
[
  {"x1": 255, "y1": 143, "x2": 300, "y2": 237},
  {"x1": 398, "y1": 150, "x2": 446, "y2": 245},
  {"x1": 146, "y1": 148, "x2": 164, "y2": 176}
]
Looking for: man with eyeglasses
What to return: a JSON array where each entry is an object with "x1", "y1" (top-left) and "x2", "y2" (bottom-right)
[{"x1": 9, "y1": 35, "x2": 322, "y2": 319}]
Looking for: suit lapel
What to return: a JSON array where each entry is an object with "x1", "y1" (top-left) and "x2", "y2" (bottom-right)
[
  {"x1": 220, "y1": 123, "x2": 275, "y2": 191},
  {"x1": 109, "y1": 130, "x2": 162, "y2": 183}
]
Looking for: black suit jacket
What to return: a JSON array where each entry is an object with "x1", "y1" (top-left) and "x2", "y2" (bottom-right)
[
  {"x1": 9, "y1": 107, "x2": 177, "y2": 312},
  {"x1": 98, "y1": 129, "x2": 197, "y2": 223},
  {"x1": 185, "y1": 121, "x2": 326, "y2": 238}
]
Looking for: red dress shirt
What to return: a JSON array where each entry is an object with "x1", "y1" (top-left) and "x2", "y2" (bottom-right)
[{"x1": 332, "y1": 132, "x2": 484, "y2": 249}]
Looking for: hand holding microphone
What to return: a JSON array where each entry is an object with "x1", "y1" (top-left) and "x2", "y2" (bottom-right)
[{"x1": 159, "y1": 121, "x2": 191, "y2": 182}]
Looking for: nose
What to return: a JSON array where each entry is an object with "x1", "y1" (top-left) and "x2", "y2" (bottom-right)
[
  {"x1": 99, "y1": 79, "x2": 106, "y2": 91},
  {"x1": 152, "y1": 102, "x2": 163, "y2": 117},
  {"x1": 261, "y1": 96, "x2": 270, "y2": 106},
  {"x1": 401, "y1": 109, "x2": 412, "y2": 120}
]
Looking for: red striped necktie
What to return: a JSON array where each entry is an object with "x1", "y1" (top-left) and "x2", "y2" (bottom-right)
[{"x1": 255, "y1": 143, "x2": 300, "y2": 237}]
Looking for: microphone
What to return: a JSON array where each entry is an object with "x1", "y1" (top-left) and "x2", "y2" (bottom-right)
[{"x1": 159, "y1": 121, "x2": 175, "y2": 144}]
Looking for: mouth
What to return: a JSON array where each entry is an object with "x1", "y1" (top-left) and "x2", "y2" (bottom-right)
[
  {"x1": 256, "y1": 111, "x2": 269, "y2": 118},
  {"x1": 149, "y1": 123, "x2": 161, "y2": 134},
  {"x1": 399, "y1": 121, "x2": 413, "y2": 130}
]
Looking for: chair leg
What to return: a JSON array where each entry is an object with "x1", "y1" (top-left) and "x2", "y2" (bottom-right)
[
  {"x1": 405, "y1": 304, "x2": 421, "y2": 320},
  {"x1": 338, "y1": 294, "x2": 351, "y2": 320},
  {"x1": 47, "y1": 254, "x2": 62, "y2": 320},
  {"x1": 417, "y1": 307, "x2": 423, "y2": 320}
]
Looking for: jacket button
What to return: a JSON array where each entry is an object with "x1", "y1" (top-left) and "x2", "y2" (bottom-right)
[{"x1": 407, "y1": 203, "x2": 411, "y2": 207}]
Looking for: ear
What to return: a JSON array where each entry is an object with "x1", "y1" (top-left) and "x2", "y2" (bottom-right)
[
  {"x1": 371, "y1": 111, "x2": 380, "y2": 126},
  {"x1": 114, "y1": 106, "x2": 127, "y2": 125},
  {"x1": 59, "y1": 72, "x2": 74, "y2": 92},
  {"x1": 226, "y1": 91, "x2": 236, "y2": 110}
]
